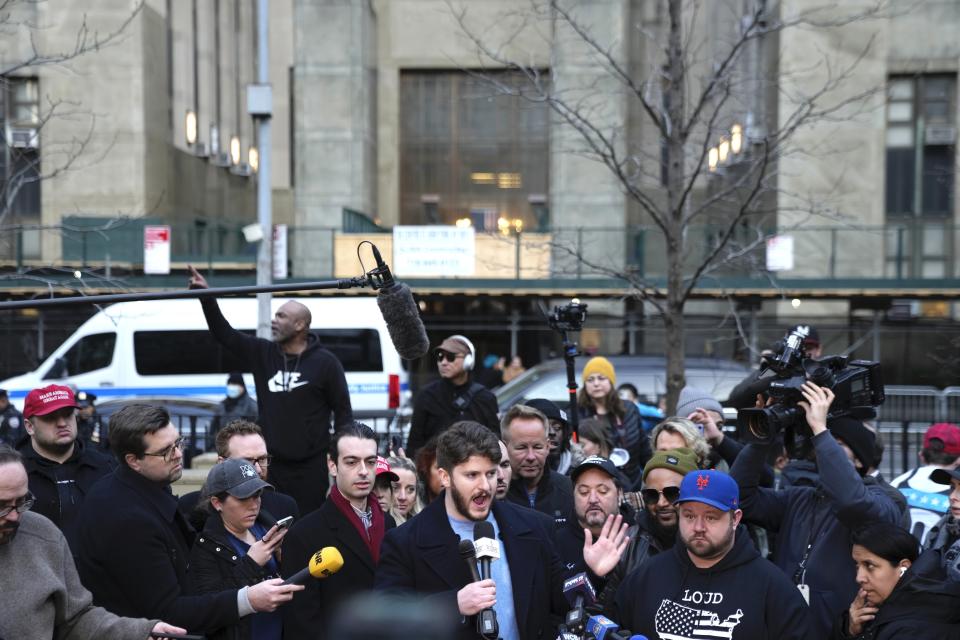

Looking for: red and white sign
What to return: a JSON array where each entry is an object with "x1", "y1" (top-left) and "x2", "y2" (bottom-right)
[{"x1": 144, "y1": 225, "x2": 171, "y2": 275}]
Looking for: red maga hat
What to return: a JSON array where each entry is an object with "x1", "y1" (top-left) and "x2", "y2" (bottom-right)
[{"x1": 23, "y1": 384, "x2": 77, "y2": 418}]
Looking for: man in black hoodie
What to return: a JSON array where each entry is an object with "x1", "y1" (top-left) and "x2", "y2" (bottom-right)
[
  {"x1": 612, "y1": 470, "x2": 812, "y2": 640},
  {"x1": 189, "y1": 266, "x2": 353, "y2": 513}
]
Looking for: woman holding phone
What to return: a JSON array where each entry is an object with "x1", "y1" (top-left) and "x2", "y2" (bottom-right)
[{"x1": 188, "y1": 458, "x2": 291, "y2": 640}]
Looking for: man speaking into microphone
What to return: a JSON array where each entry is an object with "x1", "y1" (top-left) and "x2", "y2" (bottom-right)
[{"x1": 375, "y1": 421, "x2": 628, "y2": 640}]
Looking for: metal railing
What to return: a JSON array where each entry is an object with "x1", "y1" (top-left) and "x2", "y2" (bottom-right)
[{"x1": 4, "y1": 219, "x2": 960, "y2": 284}]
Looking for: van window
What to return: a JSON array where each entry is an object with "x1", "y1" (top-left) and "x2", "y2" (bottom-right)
[
  {"x1": 134, "y1": 329, "x2": 383, "y2": 375},
  {"x1": 44, "y1": 332, "x2": 117, "y2": 379},
  {"x1": 313, "y1": 329, "x2": 383, "y2": 372},
  {"x1": 134, "y1": 331, "x2": 251, "y2": 375}
]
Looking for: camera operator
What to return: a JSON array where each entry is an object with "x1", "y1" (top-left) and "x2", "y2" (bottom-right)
[{"x1": 730, "y1": 382, "x2": 901, "y2": 638}]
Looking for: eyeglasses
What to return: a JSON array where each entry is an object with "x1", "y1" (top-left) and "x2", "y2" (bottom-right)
[
  {"x1": 435, "y1": 350, "x2": 463, "y2": 363},
  {"x1": 245, "y1": 455, "x2": 272, "y2": 468},
  {"x1": 143, "y1": 437, "x2": 184, "y2": 463},
  {"x1": 0, "y1": 492, "x2": 35, "y2": 518},
  {"x1": 640, "y1": 486, "x2": 681, "y2": 505}
]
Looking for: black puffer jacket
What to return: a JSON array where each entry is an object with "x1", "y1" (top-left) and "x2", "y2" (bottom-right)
[
  {"x1": 830, "y1": 548, "x2": 960, "y2": 640},
  {"x1": 187, "y1": 511, "x2": 282, "y2": 640}
]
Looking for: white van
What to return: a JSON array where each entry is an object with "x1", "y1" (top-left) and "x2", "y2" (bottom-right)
[{"x1": 0, "y1": 297, "x2": 410, "y2": 411}]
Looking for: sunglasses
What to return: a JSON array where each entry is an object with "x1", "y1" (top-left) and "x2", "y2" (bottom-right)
[
  {"x1": 435, "y1": 350, "x2": 463, "y2": 363},
  {"x1": 641, "y1": 486, "x2": 681, "y2": 505}
]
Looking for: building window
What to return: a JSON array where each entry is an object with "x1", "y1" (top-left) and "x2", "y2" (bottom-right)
[
  {"x1": 0, "y1": 77, "x2": 41, "y2": 221},
  {"x1": 885, "y1": 74, "x2": 956, "y2": 217},
  {"x1": 399, "y1": 71, "x2": 549, "y2": 230}
]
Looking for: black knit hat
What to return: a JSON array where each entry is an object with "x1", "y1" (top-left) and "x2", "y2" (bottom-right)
[
  {"x1": 226, "y1": 372, "x2": 246, "y2": 387},
  {"x1": 827, "y1": 415, "x2": 875, "y2": 470}
]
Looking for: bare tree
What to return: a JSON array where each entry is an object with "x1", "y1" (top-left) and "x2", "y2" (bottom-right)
[{"x1": 450, "y1": 0, "x2": 894, "y2": 411}]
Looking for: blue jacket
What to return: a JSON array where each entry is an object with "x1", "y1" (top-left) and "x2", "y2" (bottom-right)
[
  {"x1": 374, "y1": 494, "x2": 568, "y2": 640},
  {"x1": 730, "y1": 432, "x2": 902, "y2": 639}
]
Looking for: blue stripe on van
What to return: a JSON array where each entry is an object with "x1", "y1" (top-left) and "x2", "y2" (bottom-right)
[{"x1": 4, "y1": 383, "x2": 409, "y2": 400}]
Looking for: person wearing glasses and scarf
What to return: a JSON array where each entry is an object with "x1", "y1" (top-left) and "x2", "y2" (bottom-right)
[{"x1": 406, "y1": 335, "x2": 500, "y2": 459}]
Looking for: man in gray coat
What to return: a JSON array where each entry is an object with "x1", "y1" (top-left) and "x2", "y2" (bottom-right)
[{"x1": 0, "y1": 444, "x2": 184, "y2": 640}]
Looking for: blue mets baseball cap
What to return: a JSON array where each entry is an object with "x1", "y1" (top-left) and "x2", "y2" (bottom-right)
[{"x1": 675, "y1": 469, "x2": 740, "y2": 512}]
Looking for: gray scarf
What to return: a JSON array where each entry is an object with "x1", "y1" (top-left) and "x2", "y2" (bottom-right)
[{"x1": 927, "y1": 514, "x2": 960, "y2": 582}]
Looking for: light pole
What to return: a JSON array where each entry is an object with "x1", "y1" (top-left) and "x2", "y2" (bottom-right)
[{"x1": 249, "y1": 0, "x2": 273, "y2": 339}]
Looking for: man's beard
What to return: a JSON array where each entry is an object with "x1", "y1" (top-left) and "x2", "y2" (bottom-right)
[
  {"x1": 682, "y1": 520, "x2": 735, "y2": 560},
  {"x1": 646, "y1": 507, "x2": 678, "y2": 546},
  {"x1": 0, "y1": 521, "x2": 20, "y2": 546},
  {"x1": 450, "y1": 481, "x2": 491, "y2": 521}
]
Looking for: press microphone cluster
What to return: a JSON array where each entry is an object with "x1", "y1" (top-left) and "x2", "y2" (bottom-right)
[
  {"x1": 368, "y1": 244, "x2": 431, "y2": 361},
  {"x1": 562, "y1": 572, "x2": 597, "y2": 634},
  {"x1": 584, "y1": 615, "x2": 647, "y2": 640},
  {"x1": 282, "y1": 546, "x2": 344, "y2": 586}
]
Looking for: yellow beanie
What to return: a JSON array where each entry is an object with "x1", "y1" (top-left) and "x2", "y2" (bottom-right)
[{"x1": 582, "y1": 356, "x2": 616, "y2": 386}]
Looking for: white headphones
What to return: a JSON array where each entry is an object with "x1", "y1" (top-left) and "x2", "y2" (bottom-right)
[{"x1": 448, "y1": 335, "x2": 476, "y2": 371}]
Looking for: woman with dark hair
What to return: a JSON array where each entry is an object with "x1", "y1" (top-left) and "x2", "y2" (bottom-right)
[
  {"x1": 578, "y1": 417, "x2": 616, "y2": 459},
  {"x1": 578, "y1": 357, "x2": 651, "y2": 488},
  {"x1": 414, "y1": 435, "x2": 443, "y2": 504},
  {"x1": 831, "y1": 521, "x2": 960, "y2": 639}
]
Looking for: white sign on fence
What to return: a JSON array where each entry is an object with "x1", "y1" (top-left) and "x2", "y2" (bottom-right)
[
  {"x1": 393, "y1": 225, "x2": 475, "y2": 277},
  {"x1": 143, "y1": 225, "x2": 171, "y2": 275},
  {"x1": 273, "y1": 224, "x2": 288, "y2": 279},
  {"x1": 766, "y1": 235, "x2": 794, "y2": 272}
]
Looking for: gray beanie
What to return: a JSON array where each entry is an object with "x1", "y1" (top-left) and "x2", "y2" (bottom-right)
[{"x1": 675, "y1": 386, "x2": 723, "y2": 418}]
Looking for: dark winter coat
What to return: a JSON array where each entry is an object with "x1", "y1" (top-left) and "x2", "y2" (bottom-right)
[
  {"x1": 0, "y1": 402, "x2": 24, "y2": 446},
  {"x1": 406, "y1": 377, "x2": 500, "y2": 458},
  {"x1": 375, "y1": 494, "x2": 569, "y2": 640},
  {"x1": 830, "y1": 548, "x2": 960, "y2": 640},
  {"x1": 200, "y1": 298, "x2": 353, "y2": 463},
  {"x1": 280, "y1": 498, "x2": 395, "y2": 640},
  {"x1": 76, "y1": 465, "x2": 240, "y2": 632},
  {"x1": 16, "y1": 437, "x2": 116, "y2": 556},
  {"x1": 612, "y1": 526, "x2": 813, "y2": 640},
  {"x1": 187, "y1": 511, "x2": 283, "y2": 640},
  {"x1": 730, "y1": 431, "x2": 902, "y2": 639},
  {"x1": 211, "y1": 394, "x2": 259, "y2": 433},
  {"x1": 505, "y1": 469, "x2": 575, "y2": 529}
]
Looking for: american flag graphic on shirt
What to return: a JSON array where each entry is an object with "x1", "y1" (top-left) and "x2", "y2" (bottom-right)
[{"x1": 654, "y1": 599, "x2": 744, "y2": 640}]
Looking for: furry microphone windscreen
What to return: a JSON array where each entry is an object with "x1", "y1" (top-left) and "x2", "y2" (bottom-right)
[{"x1": 377, "y1": 282, "x2": 430, "y2": 360}]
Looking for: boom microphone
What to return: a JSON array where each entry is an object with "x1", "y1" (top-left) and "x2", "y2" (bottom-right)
[
  {"x1": 370, "y1": 245, "x2": 430, "y2": 361},
  {"x1": 282, "y1": 547, "x2": 344, "y2": 586}
]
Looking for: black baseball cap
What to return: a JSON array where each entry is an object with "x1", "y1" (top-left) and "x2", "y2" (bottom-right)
[
  {"x1": 930, "y1": 467, "x2": 960, "y2": 485},
  {"x1": 203, "y1": 458, "x2": 272, "y2": 499},
  {"x1": 571, "y1": 456, "x2": 623, "y2": 487},
  {"x1": 525, "y1": 398, "x2": 568, "y2": 427},
  {"x1": 787, "y1": 324, "x2": 820, "y2": 346}
]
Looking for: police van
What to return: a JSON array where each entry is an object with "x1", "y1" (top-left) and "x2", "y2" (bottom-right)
[{"x1": 0, "y1": 297, "x2": 410, "y2": 411}]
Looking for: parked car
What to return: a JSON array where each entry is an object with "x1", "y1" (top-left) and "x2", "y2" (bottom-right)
[{"x1": 494, "y1": 355, "x2": 752, "y2": 412}]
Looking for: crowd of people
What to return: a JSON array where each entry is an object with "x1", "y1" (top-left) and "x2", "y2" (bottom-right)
[{"x1": 2, "y1": 281, "x2": 960, "y2": 640}]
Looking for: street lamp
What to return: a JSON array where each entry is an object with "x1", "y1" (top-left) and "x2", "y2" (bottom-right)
[
  {"x1": 229, "y1": 135, "x2": 241, "y2": 166},
  {"x1": 248, "y1": 146, "x2": 259, "y2": 173},
  {"x1": 730, "y1": 124, "x2": 743, "y2": 154},
  {"x1": 185, "y1": 110, "x2": 198, "y2": 146}
]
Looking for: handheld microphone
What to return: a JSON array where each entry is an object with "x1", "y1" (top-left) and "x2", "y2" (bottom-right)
[
  {"x1": 562, "y1": 572, "x2": 597, "y2": 633},
  {"x1": 472, "y1": 521, "x2": 500, "y2": 580},
  {"x1": 282, "y1": 547, "x2": 344, "y2": 586},
  {"x1": 470, "y1": 523, "x2": 500, "y2": 640},
  {"x1": 368, "y1": 244, "x2": 430, "y2": 361},
  {"x1": 458, "y1": 538, "x2": 482, "y2": 583}
]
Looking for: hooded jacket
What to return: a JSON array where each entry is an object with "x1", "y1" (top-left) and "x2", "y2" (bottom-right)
[
  {"x1": 406, "y1": 377, "x2": 500, "y2": 458},
  {"x1": 730, "y1": 432, "x2": 902, "y2": 639},
  {"x1": 200, "y1": 298, "x2": 352, "y2": 462},
  {"x1": 16, "y1": 436, "x2": 117, "y2": 556},
  {"x1": 830, "y1": 548, "x2": 960, "y2": 640},
  {"x1": 612, "y1": 527, "x2": 812, "y2": 640}
]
